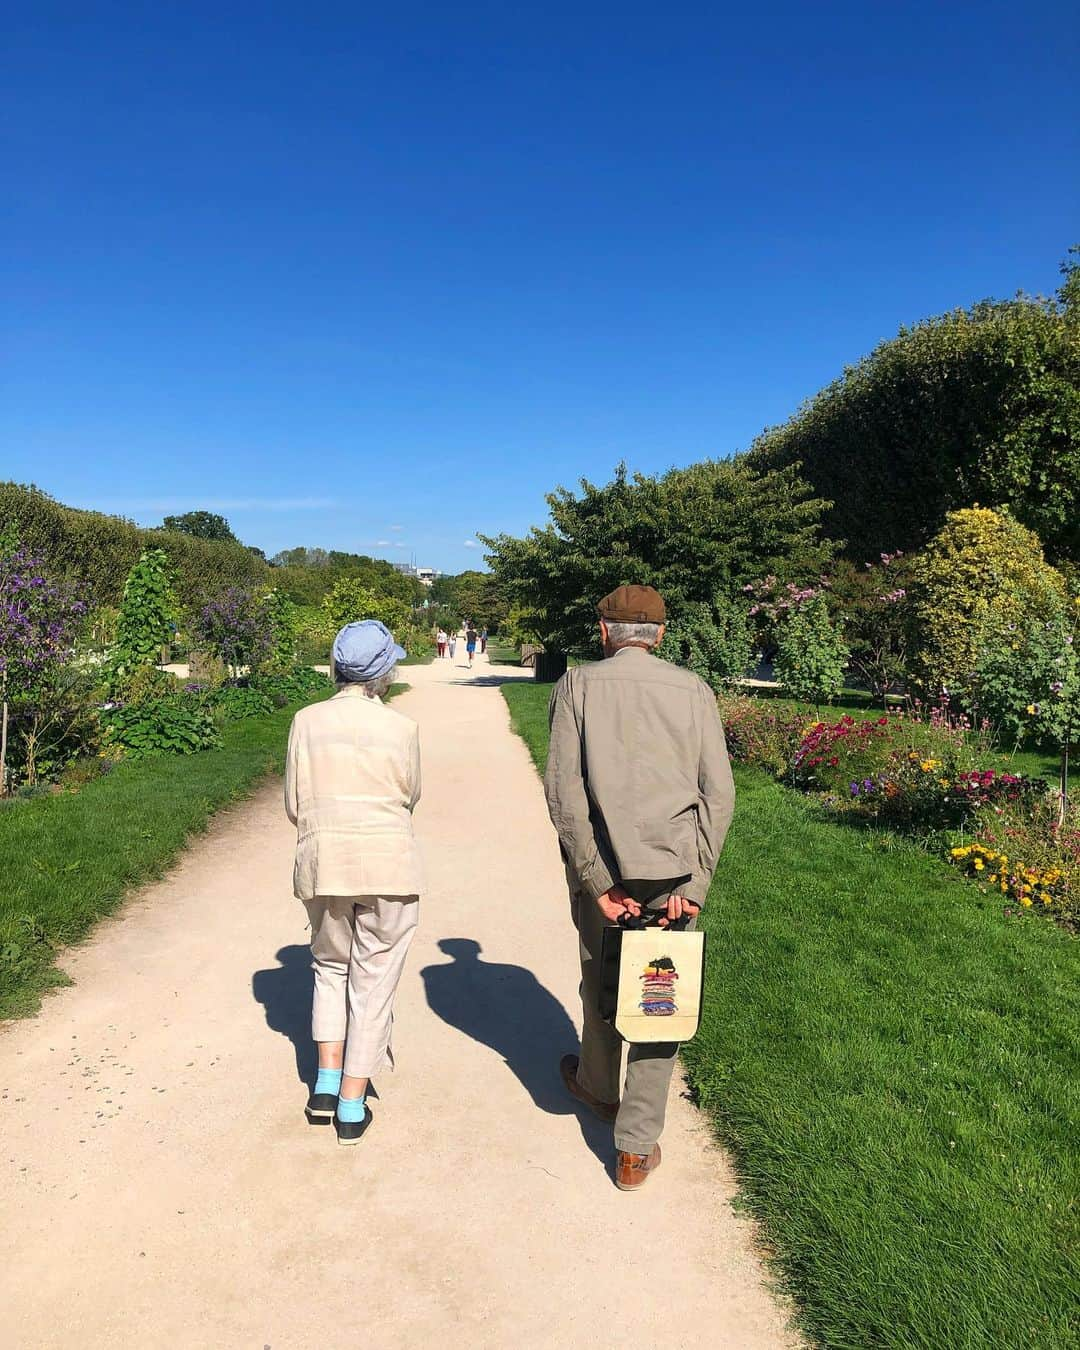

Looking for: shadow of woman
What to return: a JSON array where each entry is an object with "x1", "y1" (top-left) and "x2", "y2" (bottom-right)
[
  {"x1": 419, "y1": 938, "x2": 611, "y2": 1166},
  {"x1": 252, "y1": 944, "x2": 317, "y2": 1089}
]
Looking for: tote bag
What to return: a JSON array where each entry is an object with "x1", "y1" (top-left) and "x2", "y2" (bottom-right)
[{"x1": 598, "y1": 918, "x2": 707, "y2": 1044}]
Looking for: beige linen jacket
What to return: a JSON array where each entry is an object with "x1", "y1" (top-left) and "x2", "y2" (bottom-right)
[
  {"x1": 544, "y1": 646, "x2": 735, "y2": 906},
  {"x1": 284, "y1": 685, "x2": 423, "y2": 900}
]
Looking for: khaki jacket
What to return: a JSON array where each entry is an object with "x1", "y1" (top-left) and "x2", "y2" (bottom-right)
[
  {"x1": 544, "y1": 647, "x2": 735, "y2": 906},
  {"x1": 285, "y1": 686, "x2": 423, "y2": 900}
]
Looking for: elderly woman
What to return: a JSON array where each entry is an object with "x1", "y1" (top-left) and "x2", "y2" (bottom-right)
[{"x1": 284, "y1": 620, "x2": 422, "y2": 1145}]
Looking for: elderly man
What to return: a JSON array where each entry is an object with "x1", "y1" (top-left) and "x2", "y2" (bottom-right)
[{"x1": 544, "y1": 585, "x2": 735, "y2": 1190}]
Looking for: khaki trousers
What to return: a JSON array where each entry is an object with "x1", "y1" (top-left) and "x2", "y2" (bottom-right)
[
  {"x1": 571, "y1": 885, "x2": 693, "y2": 1155},
  {"x1": 304, "y1": 895, "x2": 419, "y2": 1079}
]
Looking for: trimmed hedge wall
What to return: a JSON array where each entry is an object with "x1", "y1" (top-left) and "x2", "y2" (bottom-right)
[{"x1": 0, "y1": 482, "x2": 269, "y2": 607}]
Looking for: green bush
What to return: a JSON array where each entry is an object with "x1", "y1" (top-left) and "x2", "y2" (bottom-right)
[
  {"x1": 209, "y1": 684, "x2": 275, "y2": 722},
  {"x1": 658, "y1": 594, "x2": 755, "y2": 691},
  {"x1": 252, "y1": 665, "x2": 334, "y2": 705},
  {"x1": 102, "y1": 695, "x2": 222, "y2": 758},
  {"x1": 773, "y1": 595, "x2": 849, "y2": 705},
  {"x1": 908, "y1": 507, "x2": 1067, "y2": 698},
  {"x1": 110, "y1": 547, "x2": 176, "y2": 689},
  {"x1": 321, "y1": 578, "x2": 412, "y2": 635},
  {"x1": 0, "y1": 482, "x2": 269, "y2": 609},
  {"x1": 747, "y1": 268, "x2": 1080, "y2": 565}
]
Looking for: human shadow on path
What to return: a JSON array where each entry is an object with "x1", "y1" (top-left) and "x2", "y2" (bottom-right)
[
  {"x1": 420, "y1": 938, "x2": 611, "y2": 1166},
  {"x1": 252, "y1": 944, "x2": 317, "y2": 1088}
]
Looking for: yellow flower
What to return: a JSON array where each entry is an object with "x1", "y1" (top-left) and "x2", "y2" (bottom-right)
[
  {"x1": 1040, "y1": 892, "x2": 1052, "y2": 906},
  {"x1": 1000, "y1": 883, "x2": 1009, "y2": 894},
  {"x1": 1020, "y1": 896, "x2": 1033, "y2": 907},
  {"x1": 1026, "y1": 704, "x2": 1037, "y2": 715},
  {"x1": 973, "y1": 859, "x2": 985, "y2": 871}
]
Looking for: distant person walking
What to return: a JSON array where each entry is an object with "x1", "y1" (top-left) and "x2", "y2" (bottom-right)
[
  {"x1": 480, "y1": 627, "x2": 488, "y2": 654},
  {"x1": 284, "y1": 620, "x2": 423, "y2": 1146},
  {"x1": 436, "y1": 628, "x2": 448, "y2": 659},
  {"x1": 465, "y1": 626, "x2": 478, "y2": 666},
  {"x1": 448, "y1": 630, "x2": 458, "y2": 660},
  {"x1": 544, "y1": 585, "x2": 735, "y2": 1190}
]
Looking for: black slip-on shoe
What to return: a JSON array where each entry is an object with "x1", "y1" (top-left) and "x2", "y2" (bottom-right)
[
  {"x1": 305, "y1": 1092, "x2": 338, "y2": 1124},
  {"x1": 335, "y1": 1105, "x2": 373, "y2": 1146}
]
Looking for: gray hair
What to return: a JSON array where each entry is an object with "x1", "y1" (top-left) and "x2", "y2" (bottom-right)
[
  {"x1": 336, "y1": 664, "x2": 398, "y2": 698},
  {"x1": 604, "y1": 621, "x2": 662, "y2": 649}
]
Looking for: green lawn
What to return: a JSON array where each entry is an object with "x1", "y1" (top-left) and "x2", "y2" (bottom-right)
[
  {"x1": 501, "y1": 681, "x2": 1080, "y2": 1350},
  {"x1": 0, "y1": 683, "x2": 407, "y2": 1019}
]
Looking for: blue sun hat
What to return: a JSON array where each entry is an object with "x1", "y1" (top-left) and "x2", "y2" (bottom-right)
[{"x1": 332, "y1": 620, "x2": 407, "y2": 683}]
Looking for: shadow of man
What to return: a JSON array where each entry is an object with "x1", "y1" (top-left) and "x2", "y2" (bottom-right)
[
  {"x1": 252, "y1": 944, "x2": 317, "y2": 1089},
  {"x1": 420, "y1": 938, "x2": 610, "y2": 1165}
]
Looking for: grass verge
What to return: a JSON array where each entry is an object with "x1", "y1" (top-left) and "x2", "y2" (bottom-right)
[
  {"x1": 0, "y1": 684, "x2": 407, "y2": 1019},
  {"x1": 501, "y1": 680, "x2": 1080, "y2": 1349}
]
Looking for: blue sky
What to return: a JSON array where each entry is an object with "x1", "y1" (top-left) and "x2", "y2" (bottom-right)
[{"x1": 3, "y1": 2, "x2": 1077, "y2": 572}]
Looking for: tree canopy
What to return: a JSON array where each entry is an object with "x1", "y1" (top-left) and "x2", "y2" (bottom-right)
[
  {"x1": 161, "y1": 510, "x2": 238, "y2": 543},
  {"x1": 482, "y1": 459, "x2": 833, "y2": 653},
  {"x1": 747, "y1": 258, "x2": 1080, "y2": 565}
]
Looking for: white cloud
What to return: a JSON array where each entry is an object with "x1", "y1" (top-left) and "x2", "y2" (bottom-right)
[
  {"x1": 463, "y1": 539, "x2": 478, "y2": 548},
  {"x1": 375, "y1": 539, "x2": 391, "y2": 547},
  {"x1": 389, "y1": 524, "x2": 404, "y2": 532},
  {"x1": 394, "y1": 541, "x2": 409, "y2": 549}
]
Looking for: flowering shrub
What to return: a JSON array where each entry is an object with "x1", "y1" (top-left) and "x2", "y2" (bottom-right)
[
  {"x1": 715, "y1": 693, "x2": 806, "y2": 775},
  {"x1": 194, "y1": 588, "x2": 275, "y2": 676},
  {"x1": 792, "y1": 714, "x2": 894, "y2": 792},
  {"x1": 0, "y1": 539, "x2": 88, "y2": 792}
]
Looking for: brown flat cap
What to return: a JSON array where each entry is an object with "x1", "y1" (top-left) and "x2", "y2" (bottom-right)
[{"x1": 597, "y1": 584, "x2": 666, "y2": 624}]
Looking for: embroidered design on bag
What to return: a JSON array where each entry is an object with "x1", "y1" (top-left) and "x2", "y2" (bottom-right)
[{"x1": 639, "y1": 956, "x2": 678, "y2": 1016}]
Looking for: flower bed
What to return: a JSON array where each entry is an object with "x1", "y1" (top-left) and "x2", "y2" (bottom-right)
[{"x1": 717, "y1": 691, "x2": 1077, "y2": 926}]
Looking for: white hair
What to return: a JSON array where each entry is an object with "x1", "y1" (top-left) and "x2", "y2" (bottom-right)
[
  {"x1": 335, "y1": 664, "x2": 398, "y2": 698},
  {"x1": 604, "y1": 621, "x2": 662, "y2": 648}
]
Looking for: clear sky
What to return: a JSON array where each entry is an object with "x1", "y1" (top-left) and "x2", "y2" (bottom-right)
[{"x1": 4, "y1": 2, "x2": 1077, "y2": 572}]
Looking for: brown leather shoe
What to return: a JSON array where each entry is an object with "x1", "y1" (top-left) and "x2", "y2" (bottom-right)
[
  {"x1": 615, "y1": 1144, "x2": 662, "y2": 1191},
  {"x1": 560, "y1": 1054, "x2": 619, "y2": 1123}
]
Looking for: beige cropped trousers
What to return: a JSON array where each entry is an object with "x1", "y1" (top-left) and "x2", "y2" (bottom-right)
[{"x1": 304, "y1": 895, "x2": 420, "y2": 1079}]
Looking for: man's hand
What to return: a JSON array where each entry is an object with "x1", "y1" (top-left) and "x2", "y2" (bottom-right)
[
  {"x1": 595, "y1": 884, "x2": 642, "y2": 922},
  {"x1": 657, "y1": 894, "x2": 700, "y2": 928}
]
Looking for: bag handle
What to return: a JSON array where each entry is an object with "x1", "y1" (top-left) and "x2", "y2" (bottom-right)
[{"x1": 617, "y1": 911, "x2": 692, "y2": 933}]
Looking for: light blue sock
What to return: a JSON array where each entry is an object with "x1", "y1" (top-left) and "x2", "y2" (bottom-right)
[
  {"x1": 314, "y1": 1067, "x2": 342, "y2": 1097},
  {"x1": 337, "y1": 1093, "x2": 367, "y2": 1123}
]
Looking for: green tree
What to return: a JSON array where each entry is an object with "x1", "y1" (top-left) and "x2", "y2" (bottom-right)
[
  {"x1": 162, "y1": 510, "x2": 238, "y2": 543},
  {"x1": 907, "y1": 507, "x2": 1067, "y2": 697},
  {"x1": 482, "y1": 459, "x2": 832, "y2": 654},
  {"x1": 322, "y1": 579, "x2": 411, "y2": 635},
  {"x1": 748, "y1": 256, "x2": 1080, "y2": 565},
  {"x1": 111, "y1": 548, "x2": 176, "y2": 688},
  {"x1": 974, "y1": 594, "x2": 1080, "y2": 821},
  {"x1": 773, "y1": 595, "x2": 850, "y2": 706},
  {"x1": 658, "y1": 593, "x2": 755, "y2": 692}
]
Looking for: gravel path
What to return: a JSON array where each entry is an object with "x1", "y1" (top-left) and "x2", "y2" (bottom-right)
[{"x1": 0, "y1": 653, "x2": 797, "y2": 1348}]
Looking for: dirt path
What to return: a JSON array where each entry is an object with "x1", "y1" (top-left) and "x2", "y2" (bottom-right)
[{"x1": 0, "y1": 653, "x2": 797, "y2": 1349}]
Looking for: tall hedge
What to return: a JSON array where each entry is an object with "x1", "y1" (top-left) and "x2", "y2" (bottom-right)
[
  {"x1": 0, "y1": 483, "x2": 269, "y2": 608},
  {"x1": 747, "y1": 282, "x2": 1080, "y2": 565}
]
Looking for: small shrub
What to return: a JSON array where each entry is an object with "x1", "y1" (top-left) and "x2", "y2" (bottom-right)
[
  {"x1": 102, "y1": 695, "x2": 222, "y2": 757},
  {"x1": 209, "y1": 683, "x2": 275, "y2": 722},
  {"x1": 252, "y1": 665, "x2": 334, "y2": 705},
  {"x1": 110, "y1": 547, "x2": 176, "y2": 688},
  {"x1": 773, "y1": 595, "x2": 849, "y2": 705}
]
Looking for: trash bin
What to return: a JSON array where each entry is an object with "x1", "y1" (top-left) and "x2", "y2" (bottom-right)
[{"x1": 533, "y1": 651, "x2": 568, "y2": 683}]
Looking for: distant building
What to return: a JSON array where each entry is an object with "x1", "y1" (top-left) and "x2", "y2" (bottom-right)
[{"x1": 391, "y1": 561, "x2": 440, "y2": 587}]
